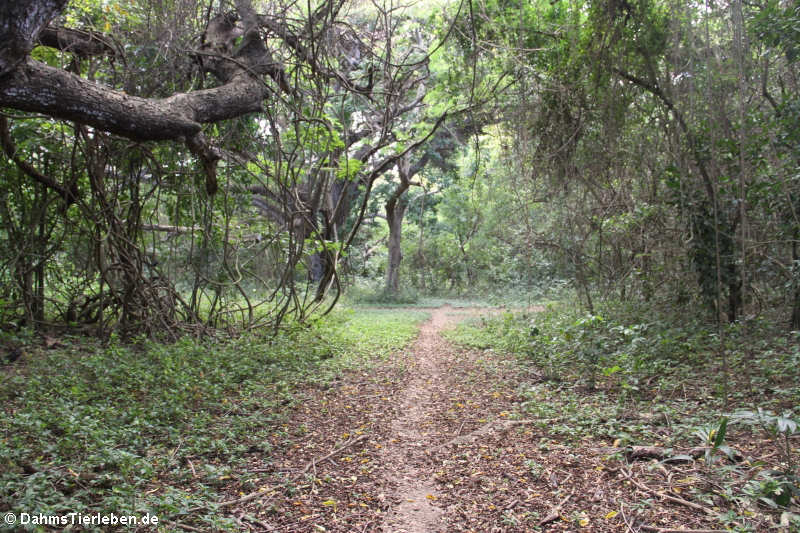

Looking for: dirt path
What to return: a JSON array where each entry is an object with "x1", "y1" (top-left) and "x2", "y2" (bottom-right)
[
  {"x1": 229, "y1": 305, "x2": 555, "y2": 532},
  {"x1": 225, "y1": 305, "x2": 760, "y2": 532},
  {"x1": 230, "y1": 304, "x2": 524, "y2": 532},
  {"x1": 378, "y1": 305, "x2": 462, "y2": 532}
]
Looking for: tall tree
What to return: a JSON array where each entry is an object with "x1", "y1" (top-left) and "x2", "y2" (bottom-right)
[{"x1": 0, "y1": 0, "x2": 448, "y2": 333}]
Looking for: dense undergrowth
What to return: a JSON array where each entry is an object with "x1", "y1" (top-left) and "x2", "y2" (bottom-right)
[
  {"x1": 341, "y1": 279, "x2": 562, "y2": 309},
  {"x1": 445, "y1": 301, "x2": 800, "y2": 529},
  {"x1": 0, "y1": 308, "x2": 428, "y2": 532},
  {"x1": 342, "y1": 285, "x2": 493, "y2": 308}
]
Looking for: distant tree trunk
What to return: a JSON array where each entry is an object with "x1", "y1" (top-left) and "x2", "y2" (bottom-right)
[
  {"x1": 416, "y1": 191, "x2": 428, "y2": 291},
  {"x1": 727, "y1": 273, "x2": 742, "y2": 323},
  {"x1": 11, "y1": 181, "x2": 50, "y2": 328},
  {"x1": 17, "y1": 266, "x2": 34, "y2": 326},
  {"x1": 310, "y1": 253, "x2": 326, "y2": 283},
  {"x1": 458, "y1": 238, "x2": 475, "y2": 288},
  {"x1": 34, "y1": 194, "x2": 46, "y2": 324},
  {"x1": 313, "y1": 179, "x2": 357, "y2": 302},
  {"x1": 384, "y1": 159, "x2": 412, "y2": 294},
  {"x1": 573, "y1": 250, "x2": 594, "y2": 314},
  {"x1": 385, "y1": 195, "x2": 408, "y2": 294}
]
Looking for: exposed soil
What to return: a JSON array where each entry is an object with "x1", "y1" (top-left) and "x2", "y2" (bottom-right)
[
  {"x1": 223, "y1": 306, "x2": 759, "y2": 532},
  {"x1": 377, "y1": 306, "x2": 454, "y2": 533}
]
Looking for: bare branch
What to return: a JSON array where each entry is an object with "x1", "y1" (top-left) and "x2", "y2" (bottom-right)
[{"x1": 37, "y1": 26, "x2": 116, "y2": 58}]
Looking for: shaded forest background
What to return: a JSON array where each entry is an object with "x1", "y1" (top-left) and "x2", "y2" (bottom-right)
[{"x1": 1, "y1": 0, "x2": 799, "y2": 337}]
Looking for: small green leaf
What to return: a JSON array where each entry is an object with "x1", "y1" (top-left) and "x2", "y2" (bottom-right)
[{"x1": 713, "y1": 417, "x2": 728, "y2": 448}]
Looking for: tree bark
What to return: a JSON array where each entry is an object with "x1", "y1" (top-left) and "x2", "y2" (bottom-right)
[
  {"x1": 383, "y1": 153, "x2": 430, "y2": 295},
  {"x1": 385, "y1": 187, "x2": 409, "y2": 295},
  {"x1": 0, "y1": 1, "x2": 278, "y2": 150},
  {"x1": 0, "y1": 0, "x2": 68, "y2": 77},
  {"x1": 0, "y1": 61, "x2": 266, "y2": 141}
]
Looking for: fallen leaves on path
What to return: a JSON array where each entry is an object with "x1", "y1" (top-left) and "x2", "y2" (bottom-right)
[{"x1": 217, "y1": 306, "x2": 740, "y2": 532}]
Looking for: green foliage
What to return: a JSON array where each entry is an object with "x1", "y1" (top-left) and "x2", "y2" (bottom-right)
[
  {"x1": 750, "y1": 0, "x2": 800, "y2": 62},
  {"x1": 694, "y1": 416, "x2": 735, "y2": 465},
  {"x1": 447, "y1": 302, "x2": 800, "y2": 523},
  {"x1": 336, "y1": 158, "x2": 364, "y2": 181},
  {"x1": 742, "y1": 471, "x2": 799, "y2": 510},
  {"x1": 448, "y1": 299, "x2": 800, "y2": 429},
  {"x1": 0, "y1": 307, "x2": 423, "y2": 531},
  {"x1": 344, "y1": 283, "x2": 421, "y2": 305}
]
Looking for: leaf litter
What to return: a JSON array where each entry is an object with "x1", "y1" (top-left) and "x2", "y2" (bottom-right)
[{"x1": 218, "y1": 306, "x2": 793, "y2": 532}]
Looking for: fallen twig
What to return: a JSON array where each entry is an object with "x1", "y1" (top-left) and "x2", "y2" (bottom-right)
[
  {"x1": 621, "y1": 469, "x2": 709, "y2": 513},
  {"x1": 538, "y1": 491, "x2": 573, "y2": 526},
  {"x1": 241, "y1": 514, "x2": 276, "y2": 531},
  {"x1": 301, "y1": 434, "x2": 369, "y2": 473},
  {"x1": 595, "y1": 445, "x2": 742, "y2": 463},
  {"x1": 187, "y1": 458, "x2": 197, "y2": 478},
  {"x1": 435, "y1": 419, "x2": 536, "y2": 450},
  {"x1": 639, "y1": 526, "x2": 728, "y2": 533},
  {"x1": 619, "y1": 503, "x2": 637, "y2": 533},
  {"x1": 175, "y1": 524, "x2": 203, "y2": 532},
  {"x1": 217, "y1": 486, "x2": 278, "y2": 508}
]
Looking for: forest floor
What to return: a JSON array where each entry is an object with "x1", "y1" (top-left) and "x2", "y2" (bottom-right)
[{"x1": 221, "y1": 305, "x2": 744, "y2": 532}]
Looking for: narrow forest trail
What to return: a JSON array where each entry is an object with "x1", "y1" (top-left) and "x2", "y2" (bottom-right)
[
  {"x1": 227, "y1": 306, "x2": 718, "y2": 532},
  {"x1": 378, "y1": 305, "x2": 464, "y2": 532}
]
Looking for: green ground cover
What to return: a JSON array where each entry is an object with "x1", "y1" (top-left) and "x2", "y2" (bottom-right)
[
  {"x1": 444, "y1": 301, "x2": 800, "y2": 529},
  {"x1": 0, "y1": 308, "x2": 428, "y2": 532}
]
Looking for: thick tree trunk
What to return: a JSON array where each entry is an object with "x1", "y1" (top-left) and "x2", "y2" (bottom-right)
[
  {"x1": 384, "y1": 157, "x2": 413, "y2": 295},
  {"x1": 385, "y1": 198, "x2": 407, "y2": 294}
]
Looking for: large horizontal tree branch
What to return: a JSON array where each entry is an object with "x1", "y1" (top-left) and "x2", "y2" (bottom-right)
[
  {"x1": 141, "y1": 224, "x2": 200, "y2": 234},
  {"x1": 2, "y1": 1, "x2": 281, "y2": 146},
  {"x1": 0, "y1": 61, "x2": 266, "y2": 141}
]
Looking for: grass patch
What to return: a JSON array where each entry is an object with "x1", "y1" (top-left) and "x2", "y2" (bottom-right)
[
  {"x1": 342, "y1": 284, "x2": 422, "y2": 305},
  {"x1": 0, "y1": 307, "x2": 427, "y2": 532},
  {"x1": 332, "y1": 308, "x2": 429, "y2": 356},
  {"x1": 342, "y1": 281, "x2": 505, "y2": 309}
]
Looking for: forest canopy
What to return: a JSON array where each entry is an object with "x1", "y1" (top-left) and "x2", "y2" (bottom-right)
[
  {"x1": 0, "y1": 0, "x2": 458, "y2": 335},
  {"x1": 0, "y1": 0, "x2": 799, "y2": 335}
]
